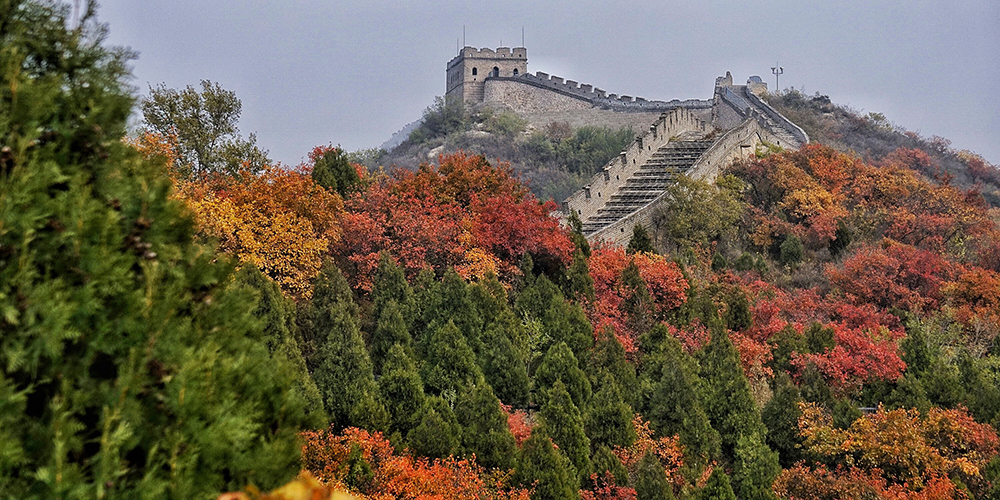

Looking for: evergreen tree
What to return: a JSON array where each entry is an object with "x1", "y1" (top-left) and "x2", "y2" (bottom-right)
[
  {"x1": 627, "y1": 224, "x2": 657, "y2": 254},
  {"x1": 422, "y1": 268, "x2": 483, "y2": 353},
  {"x1": 407, "y1": 396, "x2": 461, "y2": 459},
  {"x1": 698, "y1": 468, "x2": 736, "y2": 500},
  {"x1": 312, "y1": 146, "x2": 361, "y2": 196},
  {"x1": 585, "y1": 371, "x2": 636, "y2": 450},
  {"x1": 588, "y1": 326, "x2": 637, "y2": 398},
  {"x1": 641, "y1": 330, "x2": 719, "y2": 476},
  {"x1": 635, "y1": 450, "x2": 675, "y2": 500},
  {"x1": 515, "y1": 273, "x2": 562, "y2": 320},
  {"x1": 567, "y1": 211, "x2": 591, "y2": 258},
  {"x1": 541, "y1": 294, "x2": 594, "y2": 358},
  {"x1": 766, "y1": 325, "x2": 804, "y2": 375},
  {"x1": 380, "y1": 344, "x2": 426, "y2": 436},
  {"x1": 620, "y1": 260, "x2": 656, "y2": 336},
  {"x1": 535, "y1": 342, "x2": 592, "y2": 408},
  {"x1": 0, "y1": 2, "x2": 310, "y2": 495},
  {"x1": 468, "y1": 274, "x2": 509, "y2": 330},
  {"x1": 308, "y1": 262, "x2": 388, "y2": 431},
  {"x1": 541, "y1": 380, "x2": 592, "y2": 486},
  {"x1": 886, "y1": 372, "x2": 931, "y2": 413},
  {"x1": 732, "y1": 432, "x2": 780, "y2": 500},
  {"x1": 762, "y1": 374, "x2": 803, "y2": 467},
  {"x1": 235, "y1": 264, "x2": 324, "y2": 419},
  {"x1": 371, "y1": 251, "x2": 416, "y2": 329},
  {"x1": 724, "y1": 290, "x2": 752, "y2": 332},
  {"x1": 565, "y1": 249, "x2": 596, "y2": 303},
  {"x1": 958, "y1": 353, "x2": 1000, "y2": 425},
  {"x1": 420, "y1": 320, "x2": 483, "y2": 397},
  {"x1": 455, "y1": 383, "x2": 517, "y2": 470},
  {"x1": 591, "y1": 445, "x2": 629, "y2": 488},
  {"x1": 699, "y1": 326, "x2": 767, "y2": 460},
  {"x1": 514, "y1": 430, "x2": 580, "y2": 500},
  {"x1": 779, "y1": 234, "x2": 804, "y2": 266},
  {"x1": 480, "y1": 317, "x2": 531, "y2": 407},
  {"x1": 369, "y1": 300, "x2": 412, "y2": 376}
]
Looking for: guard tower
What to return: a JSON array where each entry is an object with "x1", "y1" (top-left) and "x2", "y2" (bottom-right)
[{"x1": 446, "y1": 46, "x2": 527, "y2": 105}]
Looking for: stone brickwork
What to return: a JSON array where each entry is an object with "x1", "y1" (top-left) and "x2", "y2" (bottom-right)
[{"x1": 446, "y1": 47, "x2": 527, "y2": 104}]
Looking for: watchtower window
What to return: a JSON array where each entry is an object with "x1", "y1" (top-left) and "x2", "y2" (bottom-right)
[
  {"x1": 491, "y1": 66, "x2": 499, "y2": 77},
  {"x1": 513, "y1": 69, "x2": 519, "y2": 76},
  {"x1": 472, "y1": 67, "x2": 477, "y2": 76}
]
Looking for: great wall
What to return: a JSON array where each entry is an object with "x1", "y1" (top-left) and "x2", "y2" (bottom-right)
[{"x1": 445, "y1": 47, "x2": 808, "y2": 246}]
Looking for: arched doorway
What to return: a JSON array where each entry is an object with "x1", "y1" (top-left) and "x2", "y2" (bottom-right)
[
  {"x1": 491, "y1": 66, "x2": 499, "y2": 77},
  {"x1": 513, "y1": 69, "x2": 519, "y2": 76}
]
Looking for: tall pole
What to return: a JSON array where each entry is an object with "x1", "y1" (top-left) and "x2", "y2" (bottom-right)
[
  {"x1": 771, "y1": 63, "x2": 783, "y2": 91},
  {"x1": 463, "y1": 25, "x2": 466, "y2": 48},
  {"x1": 522, "y1": 26, "x2": 525, "y2": 47}
]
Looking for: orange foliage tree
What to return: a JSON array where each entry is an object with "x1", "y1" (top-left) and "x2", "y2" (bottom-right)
[
  {"x1": 335, "y1": 152, "x2": 573, "y2": 291},
  {"x1": 587, "y1": 245, "x2": 689, "y2": 352},
  {"x1": 611, "y1": 415, "x2": 685, "y2": 491},
  {"x1": 778, "y1": 402, "x2": 1000, "y2": 498},
  {"x1": 301, "y1": 427, "x2": 531, "y2": 500}
]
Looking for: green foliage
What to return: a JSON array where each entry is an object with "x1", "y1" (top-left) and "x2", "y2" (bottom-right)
[
  {"x1": 535, "y1": 342, "x2": 592, "y2": 409},
  {"x1": 627, "y1": 225, "x2": 656, "y2": 255},
  {"x1": 804, "y1": 322, "x2": 836, "y2": 354},
  {"x1": 640, "y1": 326, "x2": 719, "y2": 476},
  {"x1": 379, "y1": 344, "x2": 426, "y2": 436},
  {"x1": 734, "y1": 252, "x2": 755, "y2": 271},
  {"x1": 406, "y1": 397, "x2": 461, "y2": 459},
  {"x1": 699, "y1": 327, "x2": 767, "y2": 461},
  {"x1": 711, "y1": 252, "x2": 729, "y2": 271},
  {"x1": 420, "y1": 320, "x2": 483, "y2": 397},
  {"x1": 698, "y1": 468, "x2": 737, "y2": 500},
  {"x1": 732, "y1": 432, "x2": 780, "y2": 500},
  {"x1": 591, "y1": 445, "x2": 629, "y2": 488},
  {"x1": 312, "y1": 146, "x2": 361, "y2": 196},
  {"x1": 372, "y1": 252, "x2": 417, "y2": 329},
  {"x1": 369, "y1": 300, "x2": 412, "y2": 376},
  {"x1": 585, "y1": 371, "x2": 636, "y2": 450},
  {"x1": 619, "y1": 260, "x2": 656, "y2": 339},
  {"x1": 408, "y1": 96, "x2": 466, "y2": 145},
  {"x1": 455, "y1": 383, "x2": 518, "y2": 470},
  {"x1": 829, "y1": 220, "x2": 852, "y2": 257},
  {"x1": 485, "y1": 110, "x2": 528, "y2": 138},
  {"x1": 762, "y1": 374, "x2": 804, "y2": 467},
  {"x1": 587, "y1": 327, "x2": 638, "y2": 400},
  {"x1": 515, "y1": 430, "x2": 580, "y2": 500},
  {"x1": 567, "y1": 212, "x2": 592, "y2": 258},
  {"x1": 558, "y1": 125, "x2": 635, "y2": 177},
  {"x1": 724, "y1": 290, "x2": 752, "y2": 332},
  {"x1": 635, "y1": 450, "x2": 675, "y2": 500},
  {"x1": 565, "y1": 250, "x2": 596, "y2": 303},
  {"x1": 779, "y1": 234, "x2": 804, "y2": 266},
  {"x1": 541, "y1": 294, "x2": 594, "y2": 359},
  {"x1": 0, "y1": 2, "x2": 308, "y2": 496},
  {"x1": 421, "y1": 268, "x2": 483, "y2": 354},
  {"x1": 307, "y1": 262, "x2": 388, "y2": 432},
  {"x1": 142, "y1": 80, "x2": 269, "y2": 178},
  {"x1": 652, "y1": 175, "x2": 743, "y2": 252},
  {"x1": 479, "y1": 316, "x2": 531, "y2": 407}
]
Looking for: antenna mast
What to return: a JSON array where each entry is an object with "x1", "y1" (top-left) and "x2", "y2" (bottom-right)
[{"x1": 771, "y1": 63, "x2": 784, "y2": 91}]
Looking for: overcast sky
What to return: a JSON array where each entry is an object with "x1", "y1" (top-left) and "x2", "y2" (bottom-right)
[{"x1": 98, "y1": 0, "x2": 1000, "y2": 167}]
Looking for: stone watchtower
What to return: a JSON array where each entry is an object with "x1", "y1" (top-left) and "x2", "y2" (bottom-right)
[{"x1": 446, "y1": 46, "x2": 527, "y2": 105}]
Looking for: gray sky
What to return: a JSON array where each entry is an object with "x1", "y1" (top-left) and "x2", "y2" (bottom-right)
[{"x1": 99, "y1": 0, "x2": 1000, "y2": 167}]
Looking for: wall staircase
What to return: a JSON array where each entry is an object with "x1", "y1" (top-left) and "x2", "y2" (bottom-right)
[{"x1": 581, "y1": 132, "x2": 714, "y2": 235}]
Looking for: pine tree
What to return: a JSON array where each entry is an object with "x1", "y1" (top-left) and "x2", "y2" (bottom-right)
[
  {"x1": 380, "y1": 344, "x2": 426, "y2": 436},
  {"x1": 591, "y1": 445, "x2": 629, "y2": 488},
  {"x1": 420, "y1": 320, "x2": 483, "y2": 397},
  {"x1": 535, "y1": 342, "x2": 592, "y2": 409},
  {"x1": 308, "y1": 262, "x2": 388, "y2": 431},
  {"x1": 585, "y1": 371, "x2": 636, "y2": 450},
  {"x1": 407, "y1": 396, "x2": 461, "y2": 459},
  {"x1": 699, "y1": 326, "x2": 766, "y2": 461},
  {"x1": 541, "y1": 380, "x2": 592, "y2": 486},
  {"x1": 514, "y1": 273, "x2": 561, "y2": 321},
  {"x1": 588, "y1": 326, "x2": 638, "y2": 399},
  {"x1": 455, "y1": 383, "x2": 517, "y2": 470},
  {"x1": 235, "y1": 264, "x2": 324, "y2": 419},
  {"x1": 732, "y1": 432, "x2": 780, "y2": 500},
  {"x1": 641, "y1": 330, "x2": 719, "y2": 476},
  {"x1": 369, "y1": 300, "x2": 412, "y2": 376},
  {"x1": 698, "y1": 468, "x2": 736, "y2": 500},
  {"x1": 422, "y1": 268, "x2": 484, "y2": 353},
  {"x1": 480, "y1": 317, "x2": 531, "y2": 407},
  {"x1": 620, "y1": 260, "x2": 656, "y2": 337},
  {"x1": 635, "y1": 450, "x2": 675, "y2": 500},
  {"x1": 541, "y1": 294, "x2": 594, "y2": 358},
  {"x1": 627, "y1": 224, "x2": 656, "y2": 255},
  {"x1": 0, "y1": 2, "x2": 310, "y2": 495},
  {"x1": 514, "y1": 430, "x2": 580, "y2": 500},
  {"x1": 761, "y1": 374, "x2": 803, "y2": 467},
  {"x1": 371, "y1": 251, "x2": 416, "y2": 329},
  {"x1": 565, "y1": 249, "x2": 596, "y2": 303},
  {"x1": 468, "y1": 273, "x2": 510, "y2": 330},
  {"x1": 312, "y1": 146, "x2": 360, "y2": 196}
]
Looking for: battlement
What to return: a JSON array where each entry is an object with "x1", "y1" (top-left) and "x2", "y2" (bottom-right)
[
  {"x1": 447, "y1": 46, "x2": 527, "y2": 70},
  {"x1": 491, "y1": 71, "x2": 712, "y2": 112}
]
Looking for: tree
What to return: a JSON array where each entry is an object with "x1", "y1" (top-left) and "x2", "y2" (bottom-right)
[
  {"x1": 0, "y1": 2, "x2": 310, "y2": 496},
  {"x1": 407, "y1": 397, "x2": 461, "y2": 460},
  {"x1": 761, "y1": 374, "x2": 803, "y2": 467},
  {"x1": 541, "y1": 380, "x2": 592, "y2": 486},
  {"x1": 369, "y1": 300, "x2": 412, "y2": 376},
  {"x1": 307, "y1": 262, "x2": 387, "y2": 431},
  {"x1": 585, "y1": 371, "x2": 637, "y2": 450},
  {"x1": 535, "y1": 342, "x2": 592, "y2": 409},
  {"x1": 697, "y1": 469, "x2": 736, "y2": 500},
  {"x1": 371, "y1": 251, "x2": 417, "y2": 330},
  {"x1": 420, "y1": 320, "x2": 483, "y2": 397},
  {"x1": 379, "y1": 344, "x2": 426, "y2": 437},
  {"x1": 731, "y1": 433, "x2": 780, "y2": 500},
  {"x1": 455, "y1": 383, "x2": 518, "y2": 471},
  {"x1": 312, "y1": 145, "x2": 362, "y2": 196},
  {"x1": 699, "y1": 326, "x2": 767, "y2": 461},
  {"x1": 634, "y1": 450, "x2": 675, "y2": 500},
  {"x1": 514, "y1": 430, "x2": 580, "y2": 500},
  {"x1": 480, "y1": 316, "x2": 531, "y2": 407},
  {"x1": 141, "y1": 79, "x2": 269, "y2": 178},
  {"x1": 627, "y1": 225, "x2": 656, "y2": 255}
]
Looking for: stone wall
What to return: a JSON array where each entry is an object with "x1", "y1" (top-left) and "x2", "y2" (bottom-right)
[
  {"x1": 563, "y1": 107, "x2": 711, "y2": 224},
  {"x1": 447, "y1": 47, "x2": 528, "y2": 104}
]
